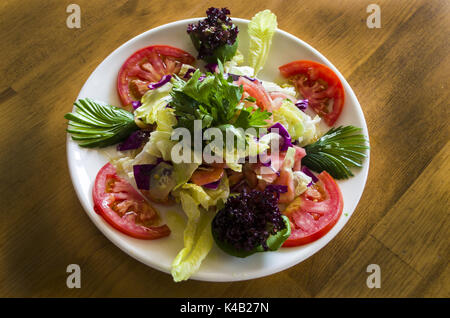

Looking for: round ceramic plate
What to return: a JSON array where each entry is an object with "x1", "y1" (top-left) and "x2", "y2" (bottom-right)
[{"x1": 67, "y1": 18, "x2": 370, "y2": 282}]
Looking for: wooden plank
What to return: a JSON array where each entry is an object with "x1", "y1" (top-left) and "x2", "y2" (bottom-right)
[
  {"x1": 316, "y1": 235, "x2": 424, "y2": 297},
  {"x1": 371, "y1": 142, "x2": 450, "y2": 283}
]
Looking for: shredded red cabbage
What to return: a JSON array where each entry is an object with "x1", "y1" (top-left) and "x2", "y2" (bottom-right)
[
  {"x1": 301, "y1": 166, "x2": 318, "y2": 186},
  {"x1": 205, "y1": 63, "x2": 218, "y2": 73},
  {"x1": 295, "y1": 99, "x2": 308, "y2": 111},
  {"x1": 131, "y1": 100, "x2": 142, "y2": 110},
  {"x1": 269, "y1": 122, "x2": 293, "y2": 151},
  {"x1": 148, "y1": 74, "x2": 172, "y2": 89},
  {"x1": 203, "y1": 179, "x2": 221, "y2": 189},
  {"x1": 117, "y1": 130, "x2": 151, "y2": 151},
  {"x1": 133, "y1": 164, "x2": 156, "y2": 190},
  {"x1": 183, "y1": 68, "x2": 195, "y2": 79}
]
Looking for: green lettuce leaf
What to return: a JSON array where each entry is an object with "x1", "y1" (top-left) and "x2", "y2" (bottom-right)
[
  {"x1": 248, "y1": 10, "x2": 278, "y2": 76},
  {"x1": 170, "y1": 175, "x2": 229, "y2": 281},
  {"x1": 134, "y1": 82, "x2": 176, "y2": 132},
  {"x1": 272, "y1": 99, "x2": 321, "y2": 146}
]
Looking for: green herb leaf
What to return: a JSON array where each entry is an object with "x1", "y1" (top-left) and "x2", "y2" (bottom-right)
[
  {"x1": 170, "y1": 66, "x2": 271, "y2": 136},
  {"x1": 302, "y1": 126, "x2": 369, "y2": 179},
  {"x1": 64, "y1": 98, "x2": 138, "y2": 148}
]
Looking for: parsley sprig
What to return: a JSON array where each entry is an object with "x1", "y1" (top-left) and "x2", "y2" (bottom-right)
[{"x1": 170, "y1": 61, "x2": 271, "y2": 137}]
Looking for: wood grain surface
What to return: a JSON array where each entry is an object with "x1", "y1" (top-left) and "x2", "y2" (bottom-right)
[{"x1": 0, "y1": 0, "x2": 448, "y2": 297}]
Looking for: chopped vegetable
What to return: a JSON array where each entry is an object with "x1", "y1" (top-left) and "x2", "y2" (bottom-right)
[
  {"x1": 134, "y1": 81, "x2": 175, "y2": 131},
  {"x1": 268, "y1": 122, "x2": 293, "y2": 151},
  {"x1": 203, "y1": 179, "x2": 221, "y2": 190},
  {"x1": 301, "y1": 166, "x2": 318, "y2": 183},
  {"x1": 247, "y1": 10, "x2": 278, "y2": 76},
  {"x1": 117, "y1": 130, "x2": 151, "y2": 151},
  {"x1": 133, "y1": 164, "x2": 156, "y2": 190},
  {"x1": 131, "y1": 100, "x2": 142, "y2": 109},
  {"x1": 65, "y1": 98, "x2": 138, "y2": 148},
  {"x1": 272, "y1": 99, "x2": 321, "y2": 146},
  {"x1": 302, "y1": 126, "x2": 369, "y2": 179},
  {"x1": 148, "y1": 74, "x2": 172, "y2": 89},
  {"x1": 295, "y1": 99, "x2": 308, "y2": 111},
  {"x1": 187, "y1": 7, "x2": 239, "y2": 63}
]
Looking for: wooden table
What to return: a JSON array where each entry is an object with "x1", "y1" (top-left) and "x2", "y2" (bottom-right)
[{"x1": 1, "y1": 0, "x2": 448, "y2": 298}]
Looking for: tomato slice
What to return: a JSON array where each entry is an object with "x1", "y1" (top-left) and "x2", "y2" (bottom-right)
[
  {"x1": 236, "y1": 76, "x2": 273, "y2": 111},
  {"x1": 117, "y1": 45, "x2": 195, "y2": 107},
  {"x1": 282, "y1": 171, "x2": 343, "y2": 246},
  {"x1": 93, "y1": 163, "x2": 170, "y2": 239},
  {"x1": 190, "y1": 166, "x2": 224, "y2": 186},
  {"x1": 279, "y1": 60, "x2": 345, "y2": 126}
]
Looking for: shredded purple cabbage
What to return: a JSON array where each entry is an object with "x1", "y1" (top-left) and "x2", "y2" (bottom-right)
[
  {"x1": 295, "y1": 99, "x2": 308, "y2": 111},
  {"x1": 269, "y1": 122, "x2": 293, "y2": 151},
  {"x1": 301, "y1": 166, "x2": 318, "y2": 186},
  {"x1": 203, "y1": 179, "x2": 221, "y2": 189},
  {"x1": 148, "y1": 74, "x2": 172, "y2": 89},
  {"x1": 205, "y1": 63, "x2": 218, "y2": 73},
  {"x1": 133, "y1": 164, "x2": 156, "y2": 190},
  {"x1": 212, "y1": 188, "x2": 286, "y2": 252},
  {"x1": 117, "y1": 130, "x2": 151, "y2": 151},
  {"x1": 131, "y1": 100, "x2": 142, "y2": 110},
  {"x1": 183, "y1": 68, "x2": 195, "y2": 79},
  {"x1": 243, "y1": 75, "x2": 258, "y2": 82}
]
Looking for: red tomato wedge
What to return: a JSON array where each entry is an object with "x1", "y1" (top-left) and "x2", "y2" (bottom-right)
[
  {"x1": 282, "y1": 171, "x2": 343, "y2": 246},
  {"x1": 279, "y1": 60, "x2": 345, "y2": 126},
  {"x1": 190, "y1": 166, "x2": 224, "y2": 186},
  {"x1": 236, "y1": 76, "x2": 273, "y2": 111},
  {"x1": 93, "y1": 163, "x2": 170, "y2": 240},
  {"x1": 117, "y1": 45, "x2": 195, "y2": 107}
]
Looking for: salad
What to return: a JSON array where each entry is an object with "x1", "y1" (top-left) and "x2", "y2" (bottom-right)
[{"x1": 65, "y1": 8, "x2": 368, "y2": 282}]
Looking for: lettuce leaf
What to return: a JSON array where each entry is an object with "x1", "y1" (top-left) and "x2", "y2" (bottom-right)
[
  {"x1": 134, "y1": 82, "x2": 176, "y2": 132},
  {"x1": 170, "y1": 175, "x2": 229, "y2": 282},
  {"x1": 272, "y1": 99, "x2": 321, "y2": 146},
  {"x1": 248, "y1": 10, "x2": 278, "y2": 76}
]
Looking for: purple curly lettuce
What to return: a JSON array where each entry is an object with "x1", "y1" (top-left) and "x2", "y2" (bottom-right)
[
  {"x1": 187, "y1": 7, "x2": 239, "y2": 62},
  {"x1": 212, "y1": 188, "x2": 286, "y2": 252}
]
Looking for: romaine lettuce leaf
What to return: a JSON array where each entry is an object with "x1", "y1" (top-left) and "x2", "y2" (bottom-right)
[
  {"x1": 248, "y1": 10, "x2": 278, "y2": 76},
  {"x1": 170, "y1": 176, "x2": 229, "y2": 282}
]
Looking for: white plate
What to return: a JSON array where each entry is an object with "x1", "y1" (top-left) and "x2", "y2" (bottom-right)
[{"x1": 67, "y1": 18, "x2": 370, "y2": 282}]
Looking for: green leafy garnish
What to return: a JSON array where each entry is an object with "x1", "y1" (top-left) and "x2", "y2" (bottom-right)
[
  {"x1": 170, "y1": 61, "x2": 271, "y2": 137},
  {"x1": 302, "y1": 126, "x2": 369, "y2": 179},
  {"x1": 248, "y1": 9, "x2": 278, "y2": 76},
  {"x1": 65, "y1": 98, "x2": 138, "y2": 148}
]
